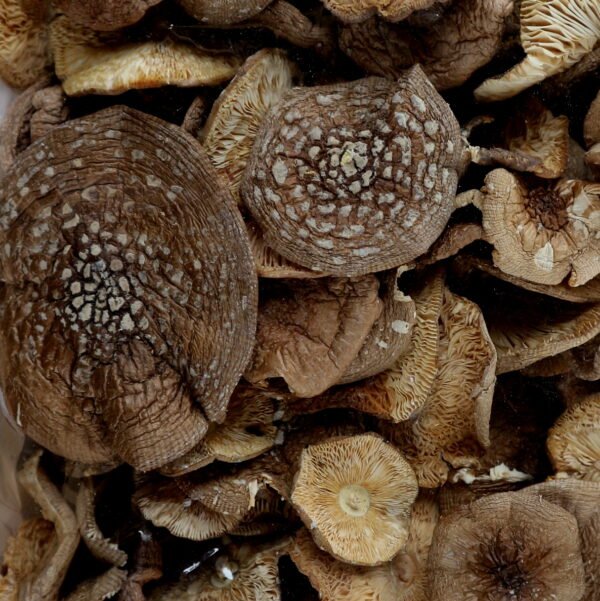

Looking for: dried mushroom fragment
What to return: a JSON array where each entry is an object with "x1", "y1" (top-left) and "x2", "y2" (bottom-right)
[
  {"x1": 339, "y1": 0, "x2": 512, "y2": 91},
  {"x1": 584, "y1": 91, "x2": 600, "y2": 148},
  {"x1": 241, "y1": 67, "x2": 462, "y2": 276},
  {"x1": 428, "y1": 493, "x2": 586, "y2": 601},
  {"x1": 547, "y1": 393, "x2": 600, "y2": 480},
  {"x1": 0, "y1": 0, "x2": 50, "y2": 88},
  {"x1": 480, "y1": 169, "x2": 600, "y2": 287},
  {"x1": 0, "y1": 106, "x2": 257, "y2": 470},
  {"x1": 201, "y1": 48, "x2": 296, "y2": 207},
  {"x1": 63, "y1": 567, "x2": 127, "y2": 601},
  {"x1": 176, "y1": 0, "x2": 274, "y2": 26},
  {"x1": 340, "y1": 270, "x2": 416, "y2": 384},
  {"x1": 417, "y1": 222, "x2": 483, "y2": 266},
  {"x1": 53, "y1": 0, "x2": 162, "y2": 31},
  {"x1": 245, "y1": 276, "x2": 382, "y2": 397},
  {"x1": 290, "y1": 433, "x2": 418, "y2": 566},
  {"x1": 50, "y1": 17, "x2": 241, "y2": 96},
  {"x1": 321, "y1": 0, "x2": 439, "y2": 23},
  {"x1": 161, "y1": 384, "x2": 278, "y2": 476},
  {"x1": 382, "y1": 287, "x2": 496, "y2": 487},
  {"x1": 474, "y1": 0, "x2": 600, "y2": 101},
  {"x1": 117, "y1": 535, "x2": 162, "y2": 601}
]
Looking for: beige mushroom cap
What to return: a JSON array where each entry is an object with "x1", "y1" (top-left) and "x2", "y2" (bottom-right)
[
  {"x1": 474, "y1": 0, "x2": 600, "y2": 102},
  {"x1": 584, "y1": 90, "x2": 600, "y2": 148},
  {"x1": 0, "y1": 0, "x2": 50, "y2": 88},
  {"x1": 322, "y1": 0, "x2": 440, "y2": 23},
  {"x1": 481, "y1": 169, "x2": 600, "y2": 287},
  {"x1": 50, "y1": 17, "x2": 241, "y2": 96},
  {"x1": 291, "y1": 433, "x2": 418, "y2": 566}
]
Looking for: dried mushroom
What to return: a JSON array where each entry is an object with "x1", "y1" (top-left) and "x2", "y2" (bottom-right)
[
  {"x1": 175, "y1": 0, "x2": 274, "y2": 26},
  {"x1": 117, "y1": 535, "x2": 162, "y2": 601},
  {"x1": 245, "y1": 276, "x2": 382, "y2": 397},
  {"x1": 584, "y1": 91, "x2": 600, "y2": 148},
  {"x1": 50, "y1": 17, "x2": 241, "y2": 96},
  {"x1": 428, "y1": 492, "x2": 586, "y2": 601},
  {"x1": 62, "y1": 567, "x2": 127, "y2": 601},
  {"x1": 480, "y1": 169, "x2": 600, "y2": 287},
  {"x1": 0, "y1": 106, "x2": 257, "y2": 471},
  {"x1": 241, "y1": 66, "x2": 462, "y2": 276},
  {"x1": 290, "y1": 433, "x2": 418, "y2": 565},
  {"x1": 321, "y1": 0, "x2": 440, "y2": 23},
  {"x1": 0, "y1": 0, "x2": 50, "y2": 88},
  {"x1": 474, "y1": 0, "x2": 600, "y2": 101}
]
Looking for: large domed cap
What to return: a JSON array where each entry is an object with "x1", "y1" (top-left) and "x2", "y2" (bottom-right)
[
  {"x1": 291, "y1": 433, "x2": 418, "y2": 566},
  {"x1": 50, "y1": 16, "x2": 241, "y2": 96},
  {"x1": 480, "y1": 169, "x2": 600, "y2": 287},
  {"x1": 53, "y1": 0, "x2": 162, "y2": 31},
  {"x1": 584, "y1": 91, "x2": 600, "y2": 148},
  {"x1": 0, "y1": 106, "x2": 257, "y2": 471},
  {"x1": 175, "y1": 0, "x2": 275, "y2": 26},
  {"x1": 547, "y1": 392, "x2": 600, "y2": 481},
  {"x1": 474, "y1": 0, "x2": 600, "y2": 102},
  {"x1": 428, "y1": 492, "x2": 586, "y2": 601},
  {"x1": 245, "y1": 276, "x2": 383, "y2": 397},
  {"x1": 241, "y1": 67, "x2": 462, "y2": 277},
  {"x1": 0, "y1": 0, "x2": 50, "y2": 88},
  {"x1": 321, "y1": 0, "x2": 440, "y2": 23},
  {"x1": 201, "y1": 48, "x2": 297, "y2": 207}
]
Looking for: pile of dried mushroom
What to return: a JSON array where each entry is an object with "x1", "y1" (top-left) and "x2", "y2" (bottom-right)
[{"x1": 0, "y1": 0, "x2": 599, "y2": 599}]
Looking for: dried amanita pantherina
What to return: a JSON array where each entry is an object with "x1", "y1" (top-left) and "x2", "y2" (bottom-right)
[
  {"x1": 290, "y1": 433, "x2": 418, "y2": 566},
  {"x1": 428, "y1": 492, "x2": 586, "y2": 601},
  {"x1": 241, "y1": 66, "x2": 462, "y2": 276},
  {"x1": 0, "y1": 106, "x2": 257, "y2": 471}
]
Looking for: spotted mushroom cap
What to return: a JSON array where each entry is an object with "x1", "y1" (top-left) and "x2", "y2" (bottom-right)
[
  {"x1": 428, "y1": 492, "x2": 586, "y2": 601},
  {"x1": 480, "y1": 169, "x2": 600, "y2": 287},
  {"x1": 50, "y1": 16, "x2": 241, "y2": 96},
  {"x1": 0, "y1": 106, "x2": 257, "y2": 471},
  {"x1": 241, "y1": 66, "x2": 462, "y2": 277},
  {"x1": 0, "y1": 0, "x2": 50, "y2": 88},
  {"x1": 321, "y1": 0, "x2": 440, "y2": 23},
  {"x1": 474, "y1": 0, "x2": 600, "y2": 102},
  {"x1": 291, "y1": 433, "x2": 418, "y2": 566},
  {"x1": 584, "y1": 91, "x2": 600, "y2": 149},
  {"x1": 175, "y1": 0, "x2": 275, "y2": 26}
]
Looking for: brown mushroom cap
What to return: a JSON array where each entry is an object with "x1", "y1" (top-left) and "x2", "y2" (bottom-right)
[
  {"x1": 63, "y1": 567, "x2": 128, "y2": 601},
  {"x1": 0, "y1": 0, "x2": 50, "y2": 89},
  {"x1": 50, "y1": 16, "x2": 241, "y2": 96},
  {"x1": 428, "y1": 492, "x2": 586, "y2": 601},
  {"x1": 175, "y1": 0, "x2": 274, "y2": 26},
  {"x1": 53, "y1": 0, "x2": 162, "y2": 31},
  {"x1": 417, "y1": 222, "x2": 483, "y2": 266},
  {"x1": 0, "y1": 106, "x2": 257, "y2": 470},
  {"x1": 241, "y1": 66, "x2": 462, "y2": 277},
  {"x1": 584, "y1": 91, "x2": 600, "y2": 148},
  {"x1": 321, "y1": 0, "x2": 439, "y2": 23},
  {"x1": 245, "y1": 276, "x2": 383, "y2": 397},
  {"x1": 474, "y1": 0, "x2": 600, "y2": 102},
  {"x1": 481, "y1": 169, "x2": 600, "y2": 287},
  {"x1": 291, "y1": 433, "x2": 418, "y2": 566}
]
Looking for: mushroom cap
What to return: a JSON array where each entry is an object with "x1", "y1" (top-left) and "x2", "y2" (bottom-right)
[
  {"x1": 50, "y1": 17, "x2": 241, "y2": 96},
  {"x1": 64, "y1": 567, "x2": 127, "y2": 601},
  {"x1": 0, "y1": 106, "x2": 257, "y2": 470},
  {"x1": 0, "y1": 0, "x2": 50, "y2": 88},
  {"x1": 428, "y1": 492, "x2": 586, "y2": 601},
  {"x1": 53, "y1": 0, "x2": 162, "y2": 31},
  {"x1": 322, "y1": 0, "x2": 439, "y2": 23},
  {"x1": 474, "y1": 0, "x2": 600, "y2": 102},
  {"x1": 245, "y1": 276, "x2": 383, "y2": 397},
  {"x1": 291, "y1": 433, "x2": 418, "y2": 566},
  {"x1": 201, "y1": 48, "x2": 297, "y2": 207},
  {"x1": 417, "y1": 222, "x2": 483, "y2": 266},
  {"x1": 175, "y1": 0, "x2": 275, "y2": 26},
  {"x1": 241, "y1": 67, "x2": 462, "y2": 277},
  {"x1": 481, "y1": 169, "x2": 600, "y2": 287},
  {"x1": 584, "y1": 91, "x2": 600, "y2": 148}
]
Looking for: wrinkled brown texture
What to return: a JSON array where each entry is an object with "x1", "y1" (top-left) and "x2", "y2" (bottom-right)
[
  {"x1": 0, "y1": 107, "x2": 257, "y2": 471},
  {"x1": 117, "y1": 535, "x2": 162, "y2": 601},
  {"x1": 584, "y1": 90, "x2": 600, "y2": 148},
  {"x1": 53, "y1": 0, "x2": 162, "y2": 30},
  {"x1": 322, "y1": 0, "x2": 439, "y2": 23},
  {"x1": 62, "y1": 567, "x2": 127, "y2": 601},
  {"x1": 176, "y1": 0, "x2": 274, "y2": 26}
]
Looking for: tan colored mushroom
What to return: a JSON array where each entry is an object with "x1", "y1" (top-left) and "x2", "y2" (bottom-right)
[
  {"x1": 0, "y1": 106, "x2": 257, "y2": 471},
  {"x1": 584, "y1": 90, "x2": 600, "y2": 149},
  {"x1": 382, "y1": 287, "x2": 496, "y2": 487},
  {"x1": 0, "y1": 0, "x2": 50, "y2": 88},
  {"x1": 474, "y1": 0, "x2": 600, "y2": 102},
  {"x1": 480, "y1": 169, "x2": 600, "y2": 287},
  {"x1": 322, "y1": 0, "x2": 440, "y2": 23},
  {"x1": 241, "y1": 67, "x2": 462, "y2": 277},
  {"x1": 547, "y1": 392, "x2": 600, "y2": 481},
  {"x1": 175, "y1": 0, "x2": 274, "y2": 26},
  {"x1": 50, "y1": 16, "x2": 241, "y2": 96},
  {"x1": 428, "y1": 492, "x2": 586, "y2": 601},
  {"x1": 290, "y1": 433, "x2": 418, "y2": 565},
  {"x1": 245, "y1": 276, "x2": 383, "y2": 397}
]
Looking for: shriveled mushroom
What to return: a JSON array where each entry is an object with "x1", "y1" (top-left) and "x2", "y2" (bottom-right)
[
  {"x1": 175, "y1": 0, "x2": 274, "y2": 26},
  {"x1": 321, "y1": 0, "x2": 441, "y2": 23},
  {"x1": 62, "y1": 568, "x2": 127, "y2": 601},
  {"x1": 479, "y1": 169, "x2": 600, "y2": 287},
  {"x1": 339, "y1": 0, "x2": 513, "y2": 91},
  {"x1": 241, "y1": 66, "x2": 462, "y2": 276},
  {"x1": 50, "y1": 17, "x2": 241, "y2": 96},
  {"x1": 245, "y1": 276, "x2": 383, "y2": 397},
  {"x1": 585, "y1": 92, "x2": 600, "y2": 148},
  {"x1": 474, "y1": 0, "x2": 600, "y2": 102},
  {"x1": 428, "y1": 492, "x2": 586, "y2": 601},
  {"x1": 290, "y1": 433, "x2": 418, "y2": 565},
  {"x1": 117, "y1": 534, "x2": 162, "y2": 601},
  {"x1": 53, "y1": 0, "x2": 162, "y2": 31},
  {"x1": 416, "y1": 222, "x2": 483, "y2": 267},
  {"x1": 0, "y1": 0, "x2": 51, "y2": 88},
  {"x1": 547, "y1": 392, "x2": 600, "y2": 481},
  {"x1": 0, "y1": 106, "x2": 257, "y2": 471}
]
